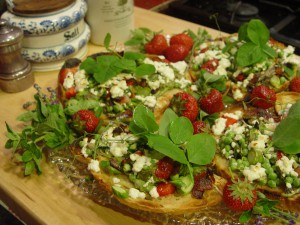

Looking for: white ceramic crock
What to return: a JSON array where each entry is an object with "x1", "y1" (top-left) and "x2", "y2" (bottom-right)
[{"x1": 1, "y1": 0, "x2": 87, "y2": 36}]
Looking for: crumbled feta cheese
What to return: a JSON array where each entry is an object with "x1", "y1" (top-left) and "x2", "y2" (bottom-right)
[
  {"x1": 170, "y1": 61, "x2": 188, "y2": 75},
  {"x1": 143, "y1": 176, "x2": 155, "y2": 188},
  {"x1": 242, "y1": 163, "x2": 266, "y2": 182},
  {"x1": 113, "y1": 177, "x2": 120, "y2": 184},
  {"x1": 223, "y1": 113, "x2": 239, "y2": 120},
  {"x1": 130, "y1": 153, "x2": 152, "y2": 172},
  {"x1": 248, "y1": 134, "x2": 269, "y2": 152},
  {"x1": 63, "y1": 71, "x2": 74, "y2": 89},
  {"x1": 135, "y1": 95, "x2": 157, "y2": 108},
  {"x1": 174, "y1": 78, "x2": 191, "y2": 89},
  {"x1": 149, "y1": 186, "x2": 160, "y2": 198},
  {"x1": 110, "y1": 80, "x2": 128, "y2": 99},
  {"x1": 90, "y1": 88, "x2": 98, "y2": 96},
  {"x1": 88, "y1": 159, "x2": 100, "y2": 172},
  {"x1": 81, "y1": 137, "x2": 89, "y2": 158},
  {"x1": 190, "y1": 85, "x2": 198, "y2": 91},
  {"x1": 212, "y1": 117, "x2": 227, "y2": 136},
  {"x1": 110, "y1": 142, "x2": 128, "y2": 157},
  {"x1": 286, "y1": 183, "x2": 292, "y2": 189},
  {"x1": 233, "y1": 88, "x2": 244, "y2": 101},
  {"x1": 74, "y1": 70, "x2": 88, "y2": 92},
  {"x1": 276, "y1": 156, "x2": 298, "y2": 177},
  {"x1": 129, "y1": 188, "x2": 146, "y2": 199}
]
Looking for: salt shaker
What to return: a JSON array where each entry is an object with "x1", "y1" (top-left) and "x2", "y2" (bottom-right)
[{"x1": 0, "y1": 19, "x2": 34, "y2": 93}]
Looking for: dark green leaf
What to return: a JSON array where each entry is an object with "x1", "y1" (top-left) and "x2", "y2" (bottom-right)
[
  {"x1": 283, "y1": 65, "x2": 295, "y2": 78},
  {"x1": 169, "y1": 117, "x2": 193, "y2": 144},
  {"x1": 22, "y1": 151, "x2": 33, "y2": 162},
  {"x1": 113, "y1": 58, "x2": 136, "y2": 71},
  {"x1": 44, "y1": 133, "x2": 61, "y2": 148},
  {"x1": 222, "y1": 40, "x2": 239, "y2": 53},
  {"x1": 159, "y1": 108, "x2": 178, "y2": 136},
  {"x1": 236, "y1": 42, "x2": 263, "y2": 67},
  {"x1": 132, "y1": 105, "x2": 158, "y2": 133},
  {"x1": 186, "y1": 133, "x2": 216, "y2": 165},
  {"x1": 262, "y1": 44, "x2": 277, "y2": 59},
  {"x1": 124, "y1": 52, "x2": 145, "y2": 60},
  {"x1": 79, "y1": 57, "x2": 97, "y2": 74},
  {"x1": 273, "y1": 101, "x2": 300, "y2": 153},
  {"x1": 238, "y1": 22, "x2": 249, "y2": 41},
  {"x1": 147, "y1": 134, "x2": 188, "y2": 164},
  {"x1": 135, "y1": 64, "x2": 156, "y2": 77},
  {"x1": 203, "y1": 72, "x2": 225, "y2": 83},
  {"x1": 129, "y1": 120, "x2": 147, "y2": 135},
  {"x1": 247, "y1": 19, "x2": 269, "y2": 46},
  {"x1": 5, "y1": 139, "x2": 13, "y2": 149},
  {"x1": 222, "y1": 95, "x2": 237, "y2": 104},
  {"x1": 124, "y1": 38, "x2": 144, "y2": 46},
  {"x1": 239, "y1": 210, "x2": 252, "y2": 223},
  {"x1": 64, "y1": 99, "x2": 100, "y2": 115}
]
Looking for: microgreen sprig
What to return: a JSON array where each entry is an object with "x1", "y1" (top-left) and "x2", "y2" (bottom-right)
[{"x1": 5, "y1": 84, "x2": 75, "y2": 175}]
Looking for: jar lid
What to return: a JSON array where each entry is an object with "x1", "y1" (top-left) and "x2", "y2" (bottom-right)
[{"x1": 0, "y1": 19, "x2": 23, "y2": 46}]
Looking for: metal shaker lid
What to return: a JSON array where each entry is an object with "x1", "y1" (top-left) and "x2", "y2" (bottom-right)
[{"x1": 0, "y1": 19, "x2": 23, "y2": 46}]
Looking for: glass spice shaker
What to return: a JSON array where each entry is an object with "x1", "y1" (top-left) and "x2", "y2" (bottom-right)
[{"x1": 0, "y1": 18, "x2": 34, "y2": 93}]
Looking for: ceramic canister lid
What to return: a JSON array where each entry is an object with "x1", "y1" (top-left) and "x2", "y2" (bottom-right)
[{"x1": 7, "y1": 0, "x2": 76, "y2": 15}]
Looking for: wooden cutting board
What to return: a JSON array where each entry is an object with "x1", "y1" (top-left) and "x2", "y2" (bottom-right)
[{"x1": 9, "y1": 0, "x2": 75, "y2": 15}]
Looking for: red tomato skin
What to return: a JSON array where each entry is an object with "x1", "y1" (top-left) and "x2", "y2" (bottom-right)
[
  {"x1": 155, "y1": 157, "x2": 175, "y2": 180},
  {"x1": 201, "y1": 59, "x2": 219, "y2": 73},
  {"x1": 156, "y1": 182, "x2": 176, "y2": 196}
]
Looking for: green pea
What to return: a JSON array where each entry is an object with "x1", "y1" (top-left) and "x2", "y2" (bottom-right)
[
  {"x1": 262, "y1": 162, "x2": 272, "y2": 170},
  {"x1": 225, "y1": 145, "x2": 231, "y2": 152},
  {"x1": 192, "y1": 64, "x2": 199, "y2": 71},
  {"x1": 265, "y1": 167, "x2": 274, "y2": 175},
  {"x1": 268, "y1": 172, "x2": 278, "y2": 180},
  {"x1": 285, "y1": 176, "x2": 294, "y2": 184},
  {"x1": 258, "y1": 179, "x2": 267, "y2": 186},
  {"x1": 223, "y1": 137, "x2": 232, "y2": 145},
  {"x1": 227, "y1": 132, "x2": 235, "y2": 139},
  {"x1": 292, "y1": 178, "x2": 300, "y2": 188},
  {"x1": 225, "y1": 152, "x2": 231, "y2": 158},
  {"x1": 229, "y1": 159, "x2": 238, "y2": 171},
  {"x1": 241, "y1": 148, "x2": 248, "y2": 156},
  {"x1": 267, "y1": 180, "x2": 277, "y2": 188}
]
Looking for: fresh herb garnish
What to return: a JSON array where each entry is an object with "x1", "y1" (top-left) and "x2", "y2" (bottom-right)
[
  {"x1": 273, "y1": 101, "x2": 300, "y2": 154},
  {"x1": 234, "y1": 19, "x2": 277, "y2": 67},
  {"x1": 129, "y1": 105, "x2": 216, "y2": 167},
  {"x1": 80, "y1": 33, "x2": 156, "y2": 84},
  {"x1": 5, "y1": 85, "x2": 75, "y2": 175}
]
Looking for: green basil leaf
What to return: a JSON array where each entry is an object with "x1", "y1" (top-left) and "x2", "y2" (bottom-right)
[
  {"x1": 16, "y1": 111, "x2": 35, "y2": 122},
  {"x1": 133, "y1": 105, "x2": 158, "y2": 133},
  {"x1": 147, "y1": 134, "x2": 188, "y2": 164},
  {"x1": 22, "y1": 151, "x2": 33, "y2": 162},
  {"x1": 236, "y1": 42, "x2": 263, "y2": 67},
  {"x1": 79, "y1": 57, "x2": 97, "y2": 74},
  {"x1": 186, "y1": 133, "x2": 216, "y2": 165},
  {"x1": 203, "y1": 72, "x2": 225, "y2": 83},
  {"x1": 222, "y1": 95, "x2": 237, "y2": 104},
  {"x1": 159, "y1": 108, "x2": 178, "y2": 137},
  {"x1": 247, "y1": 19, "x2": 269, "y2": 45},
  {"x1": 169, "y1": 117, "x2": 193, "y2": 144},
  {"x1": 135, "y1": 64, "x2": 156, "y2": 77}
]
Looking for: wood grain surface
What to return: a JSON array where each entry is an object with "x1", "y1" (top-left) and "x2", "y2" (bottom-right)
[
  {"x1": 0, "y1": 7, "x2": 223, "y2": 225},
  {"x1": 11, "y1": 0, "x2": 75, "y2": 14}
]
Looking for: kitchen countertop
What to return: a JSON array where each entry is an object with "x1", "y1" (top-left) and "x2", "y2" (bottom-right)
[{"x1": 0, "y1": 7, "x2": 224, "y2": 225}]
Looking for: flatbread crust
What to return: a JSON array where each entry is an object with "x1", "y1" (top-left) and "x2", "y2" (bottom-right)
[{"x1": 72, "y1": 149, "x2": 227, "y2": 214}]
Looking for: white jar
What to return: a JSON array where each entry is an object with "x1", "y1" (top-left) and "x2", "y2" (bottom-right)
[{"x1": 85, "y1": 0, "x2": 134, "y2": 45}]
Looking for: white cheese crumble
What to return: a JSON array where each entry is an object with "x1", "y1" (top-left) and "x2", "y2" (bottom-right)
[
  {"x1": 74, "y1": 70, "x2": 88, "y2": 92},
  {"x1": 110, "y1": 142, "x2": 129, "y2": 157},
  {"x1": 276, "y1": 156, "x2": 298, "y2": 178},
  {"x1": 232, "y1": 88, "x2": 244, "y2": 101},
  {"x1": 212, "y1": 117, "x2": 227, "y2": 136},
  {"x1": 110, "y1": 80, "x2": 128, "y2": 99},
  {"x1": 88, "y1": 159, "x2": 100, "y2": 172},
  {"x1": 112, "y1": 177, "x2": 120, "y2": 184},
  {"x1": 170, "y1": 61, "x2": 188, "y2": 75},
  {"x1": 129, "y1": 188, "x2": 146, "y2": 199},
  {"x1": 135, "y1": 95, "x2": 157, "y2": 108},
  {"x1": 63, "y1": 71, "x2": 74, "y2": 89},
  {"x1": 242, "y1": 163, "x2": 266, "y2": 182},
  {"x1": 130, "y1": 153, "x2": 152, "y2": 173},
  {"x1": 248, "y1": 133, "x2": 269, "y2": 152},
  {"x1": 149, "y1": 186, "x2": 160, "y2": 198}
]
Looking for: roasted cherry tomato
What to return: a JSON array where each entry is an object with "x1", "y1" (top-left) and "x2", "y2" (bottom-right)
[
  {"x1": 155, "y1": 157, "x2": 175, "y2": 180},
  {"x1": 156, "y1": 182, "x2": 176, "y2": 196}
]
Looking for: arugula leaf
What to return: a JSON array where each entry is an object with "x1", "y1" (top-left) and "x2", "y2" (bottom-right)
[
  {"x1": 159, "y1": 108, "x2": 178, "y2": 136},
  {"x1": 169, "y1": 117, "x2": 193, "y2": 145},
  {"x1": 186, "y1": 133, "x2": 216, "y2": 165},
  {"x1": 239, "y1": 210, "x2": 252, "y2": 223},
  {"x1": 273, "y1": 101, "x2": 300, "y2": 154},
  {"x1": 147, "y1": 134, "x2": 188, "y2": 164}
]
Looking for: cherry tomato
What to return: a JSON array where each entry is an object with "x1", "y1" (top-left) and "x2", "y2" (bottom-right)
[
  {"x1": 65, "y1": 86, "x2": 77, "y2": 99},
  {"x1": 156, "y1": 182, "x2": 176, "y2": 196},
  {"x1": 155, "y1": 157, "x2": 175, "y2": 179},
  {"x1": 276, "y1": 151, "x2": 284, "y2": 160},
  {"x1": 201, "y1": 59, "x2": 219, "y2": 73}
]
